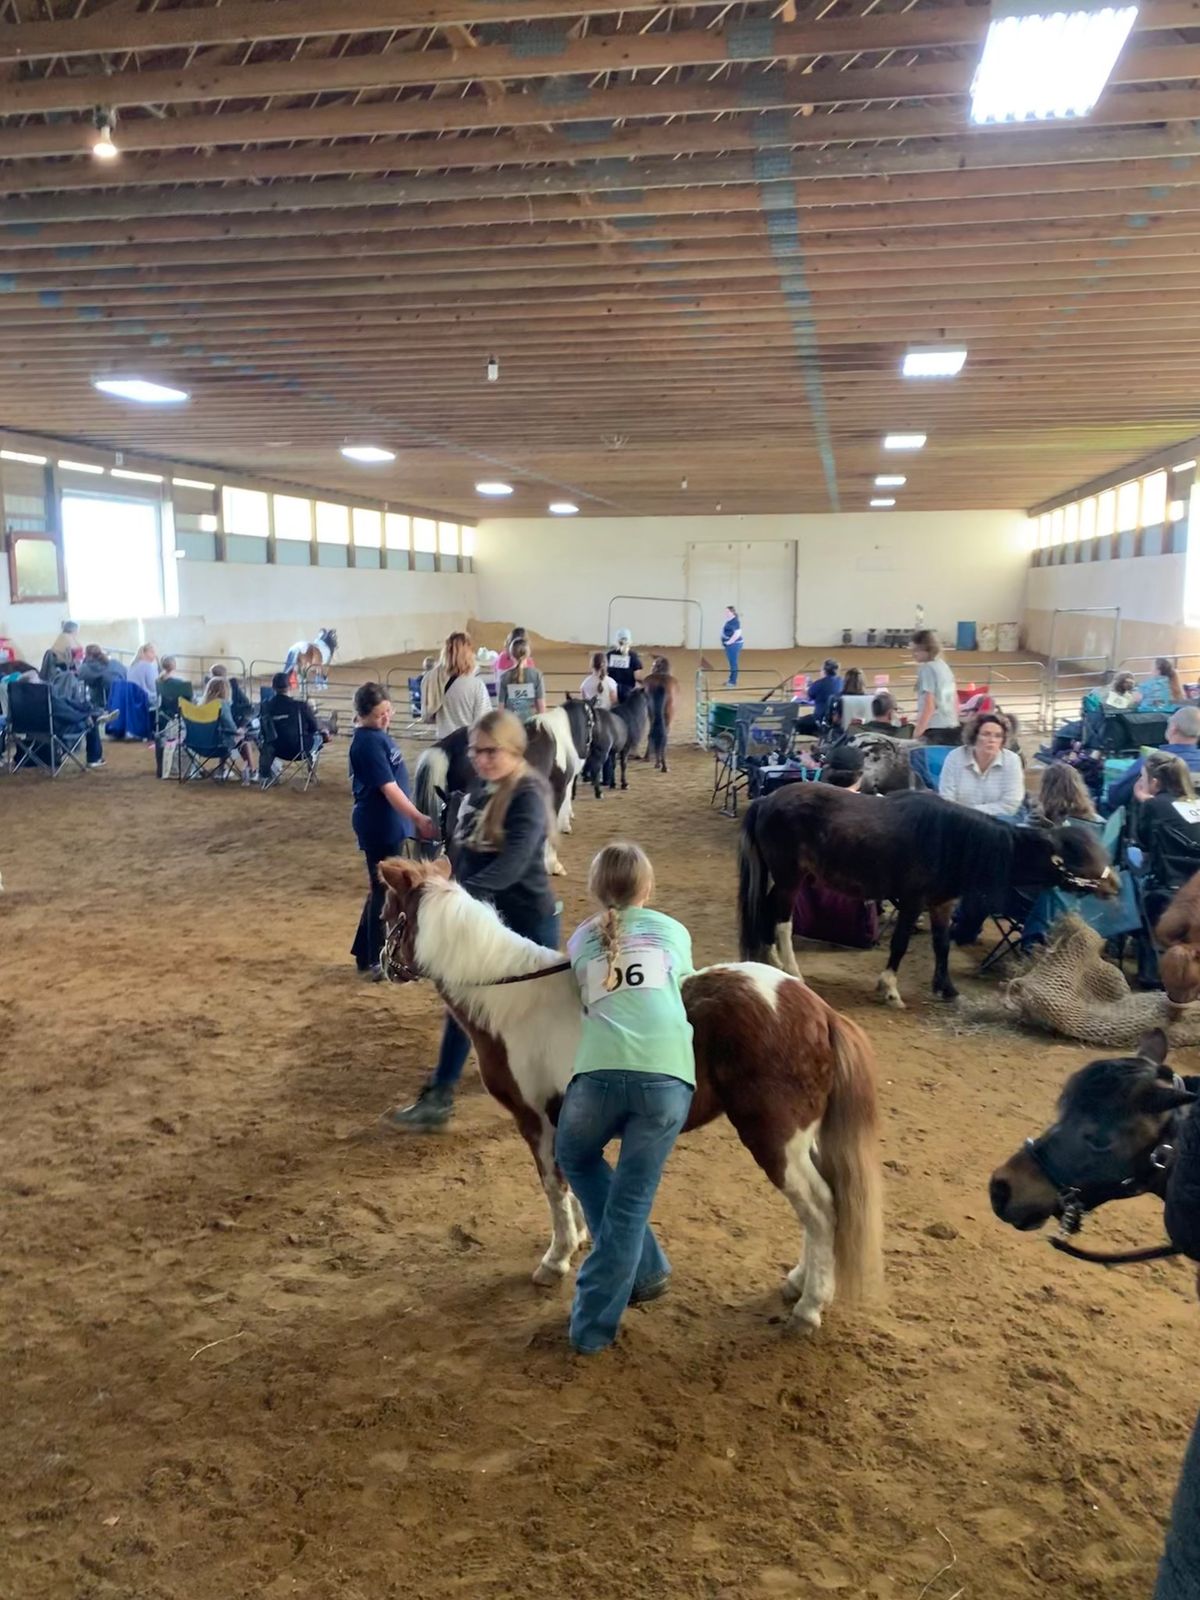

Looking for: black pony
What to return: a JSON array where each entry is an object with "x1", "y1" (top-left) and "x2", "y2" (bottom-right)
[
  {"x1": 586, "y1": 687, "x2": 650, "y2": 797},
  {"x1": 738, "y1": 785, "x2": 1116, "y2": 1007}
]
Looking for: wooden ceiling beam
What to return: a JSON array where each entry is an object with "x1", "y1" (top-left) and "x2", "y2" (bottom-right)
[{"x1": 0, "y1": 16, "x2": 1193, "y2": 118}]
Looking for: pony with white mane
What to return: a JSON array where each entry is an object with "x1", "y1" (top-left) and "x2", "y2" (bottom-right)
[
  {"x1": 379, "y1": 857, "x2": 883, "y2": 1333},
  {"x1": 284, "y1": 627, "x2": 338, "y2": 687}
]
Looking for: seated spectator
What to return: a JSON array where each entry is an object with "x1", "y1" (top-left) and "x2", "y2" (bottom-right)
[
  {"x1": 206, "y1": 661, "x2": 253, "y2": 725},
  {"x1": 128, "y1": 643, "x2": 158, "y2": 701},
  {"x1": 795, "y1": 658, "x2": 844, "y2": 735},
  {"x1": 16, "y1": 668, "x2": 106, "y2": 767},
  {"x1": 1132, "y1": 753, "x2": 1200, "y2": 982},
  {"x1": 819, "y1": 745, "x2": 865, "y2": 790},
  {"x1": 580, "y1": 650, "x2": 619, "y2": 709},
  {"x1": 497, "y1": 638, "x2": 546, "y2": 723},
  {"x1": 202, "y1": 675, "x2": 256, "y2": 784},
  {"x1": 78, "y1": 644, "x2": 127, "y2": 711},
  {"x1": 259, "y1": 670, "x2": 327, "y2": 783},
  {"x1": 1106, "y1": 705, "x2": 1200, "y2": 810},
  {"x1": 842, "y1": 667, "x2": 865, "y2": 697},
  {"x1": 1032, "y1": 761, "x2": 1099, "y2": 828},
  {"x1": 1104, "y1": 671, "x2": 1140, "y2": 711},
  {"x1": 861, "y1": 691, "x2": 904, "y2": 735},
  {"x1": 43, "y1": 619, "x2": 83, "y2": 677},
  {"x1": 939, "y1": 711, "x2": 1024, "y2": 818},
  {"x1": 1138, "y1": 656, "x2": 1185, "y2": 713}
]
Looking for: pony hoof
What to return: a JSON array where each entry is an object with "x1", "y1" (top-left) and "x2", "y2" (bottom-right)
[
  {"x1": 532, "y1": 1261, "x2": 569, "y2": 1288},
  {"x1": 936, "y1": 987, "x2": 960, "y2": 1003},
  {"x1": 875, "y1": 975, "x2": 905, "y2": 1010},
  {"x1": 787, "y1": 1306, "x2": 823, "y2": 1336}
]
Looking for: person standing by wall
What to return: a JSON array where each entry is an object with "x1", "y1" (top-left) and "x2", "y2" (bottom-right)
[
  {"x1": 721, "y1": 605, "x2": 744, "y2": 686},
  {"x1": 911, "y1": 629, "x2": 960, "y2": 745},
  {"x1": 554, "y1": 842, "x2": 695, "y2": 1355},
  {"x1": 349, "y1": 682, "x2": 436, "y2": 980},
  {"x1": 422, "y1": 631, "x2": 492, "y2": 740},
  {"x1": 388, "y1": 710, "x2": 559, "y2": 1130}
]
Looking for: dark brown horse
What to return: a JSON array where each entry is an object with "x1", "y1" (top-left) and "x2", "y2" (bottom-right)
[
  {"x1": 641, "y1": 655, "x2": 679, "y2": 772},
  {"x1": 989, "y1": 1028, "x2": 1196, "y2": 1236},
  {"x1": 738, "y1": 785, "x2": 1116, "y2": 1008},
  {"x1": 378, "y1": 856, "x2": 883, "y2": 1332}
]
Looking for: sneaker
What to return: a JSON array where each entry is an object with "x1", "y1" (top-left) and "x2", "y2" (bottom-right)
[
  {"x1": 629, "y1": 1274, "x2": 671, "y2": 1305},
  {"x1": 383, "y1": 1082, "x2": 454, "y2": 1132},
  {"x1": 87, "y1": 758, "x2": 106, "y2": 769},
  {"x1": 359, "y1": 963, "x2": 384, "y2": 983}
]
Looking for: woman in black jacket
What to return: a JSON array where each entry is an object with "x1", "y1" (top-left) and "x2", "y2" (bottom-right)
[
  {"x1": 1156, "y1": 1098, "x2": 1200, "y2": 1599},
  {"x1": 388, "y1": 708, "x2": 559, "y2": 1132}
]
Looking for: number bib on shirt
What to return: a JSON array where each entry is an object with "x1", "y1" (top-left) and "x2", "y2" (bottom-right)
[
  {"x1": 608, "y1": 654, "x2": 630, "y2": 672},
  {"x1": 1173, "y1": 799, "x2": 1200, "y2": 825},
  {"x1": 505, "y1": 681, "x2": 536, "y2": 719},
  {"x1": 585, "y1": 945, "x2": 667, "y2": 1005}
]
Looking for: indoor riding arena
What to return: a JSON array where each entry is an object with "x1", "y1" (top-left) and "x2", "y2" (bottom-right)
[{"x1": 4, "y1": 7, "x2": 1200, "y2": 1600}]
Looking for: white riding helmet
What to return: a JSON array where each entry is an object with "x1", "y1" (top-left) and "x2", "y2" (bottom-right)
[{"x1": 614, "y1": 628, "x2": 632, "y2": 646}]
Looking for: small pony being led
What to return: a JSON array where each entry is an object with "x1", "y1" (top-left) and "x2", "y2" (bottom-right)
[
  {"x1": 378, "y1": 857, "x2": 884, "y2": 1334},
  {"x1": 284, "y1": 627, "x2": 338, "y2": 687}
]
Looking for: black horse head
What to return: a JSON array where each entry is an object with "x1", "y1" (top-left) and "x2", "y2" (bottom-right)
[
  {"x1": 990, "y1": 1030, "x2": 1196, "y2": 1232},
  {"x1": 319, "y1": 628, "x2": 338, "y2": 654}
]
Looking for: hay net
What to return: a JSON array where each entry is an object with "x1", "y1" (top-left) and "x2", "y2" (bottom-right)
[{"x1": 1004, "y1": 914, "x2": 1200, "y2": 1047}]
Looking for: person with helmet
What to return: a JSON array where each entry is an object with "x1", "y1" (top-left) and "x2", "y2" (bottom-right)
[{"x1": 605, "y1": 629, "x2": 643, "y2": 705}]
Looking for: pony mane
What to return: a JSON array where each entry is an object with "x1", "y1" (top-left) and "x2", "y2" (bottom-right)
[
  {"x1": 893, "y1": 793, "x2": 1017, "y2": 888},
  {"x1": 415, "y1": 877, "x2": 560, "y2": 993}
]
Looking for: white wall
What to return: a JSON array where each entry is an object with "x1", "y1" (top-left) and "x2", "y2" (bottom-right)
[
  {"x1": 1025, "y1": 553, "x2": 1199, "y2": 661},
  {"x1": 1, "y1": 556, "x2": 476, "y2": 668},
  {"x1": 475, "y1": 510, "x2": 1030, "y2": 649}
]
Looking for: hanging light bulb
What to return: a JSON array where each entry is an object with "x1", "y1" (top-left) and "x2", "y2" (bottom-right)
[
  {"x1": 486, "y1": 355, "x2": 499, "y2": 383},
  {"x1": 92, "y1": 107, "x2": 118, "y2": 161}
]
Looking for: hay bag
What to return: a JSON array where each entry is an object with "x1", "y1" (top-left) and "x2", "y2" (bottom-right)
[{"x1": 1004, "y1": 915, "x2": 1200, "y2": 1047}]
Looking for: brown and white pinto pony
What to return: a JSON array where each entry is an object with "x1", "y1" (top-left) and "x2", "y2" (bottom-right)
[
  {"x1": 640, "y1": 656, "x2": 679, "y2": 772},
  {"x1": 378, "y1": 857, "x2": 883, "y2": 1333},
  {"x1": 284, "y1": 627, "x2": 338, "y2": 686},
  {"x1": 1155, "y1": 869, "x2": 1200, "y2": 1005}
]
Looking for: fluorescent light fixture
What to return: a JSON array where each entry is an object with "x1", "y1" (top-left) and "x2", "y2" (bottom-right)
[
  {"x1": 969, "y1": 0, "x2": 1138, "y2": 126},
  {"x1": 874, "y1": 474, "x2": 907, "y2": 487},
  {"x1": 883, "y1": 433, "x2": 927, "y2": 451},
  {"x1": 92, "y1": 108, "x2": 118, "y2": 161},
  {"x1": 340, "y1": 444, "x2": 395, "y2": 464},
  {"x1": 870, "y1": 497, "x2": 897, "y2": 508},
  {"x1": 549, "y1": 501, "x2": 579, "y2": 516},
  {"x1": 475, "y1": 481, "x2": 514, "y2": 497},
  {"x1": 902, "y1": 346, "x2": 967, "y2": 378},
  {"x1": 173, "y1": 476, "x2": 216, "y2": 490},
  {"x1": 111, "y1": 468, "x2": 163, "y2": 483},
  {"x1": 1172, "y1": 460, "x2": 1197, "y2": 473},
  {"x1": 93, "y1": 376, "x2": 189, "y2": 404},
  {"x1": 0, "y1": 448, "x2": 47, "y2": 465},
  {"x1": 58, "y1": 458, "x2": 104, "y2": 474}
]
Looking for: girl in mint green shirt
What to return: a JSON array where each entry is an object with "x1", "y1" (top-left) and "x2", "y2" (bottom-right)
[{"x1": 555, "y1": 842, "x2": 695, "y2": 1355}]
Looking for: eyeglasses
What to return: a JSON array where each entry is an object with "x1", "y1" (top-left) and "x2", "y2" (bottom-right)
[{"x1": 471, "y1": 744, "x2": 502, "y2": 758}]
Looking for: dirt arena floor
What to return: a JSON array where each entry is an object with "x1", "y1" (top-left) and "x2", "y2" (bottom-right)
[{"x1": 4, "y1": 651, "x2": 1198, "y2": 1600}]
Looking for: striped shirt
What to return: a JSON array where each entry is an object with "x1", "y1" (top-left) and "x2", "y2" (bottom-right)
[{"x1": 938, "y1": 745, "x2": 1024, "y2": 817}]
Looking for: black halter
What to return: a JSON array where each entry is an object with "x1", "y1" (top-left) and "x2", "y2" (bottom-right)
[
  {"x1": 1050, "y1": 854, "x2": 1115, "y2": 894},
  {"x1": 380, "y1": 911, "x2": 570, "y2": 989}
]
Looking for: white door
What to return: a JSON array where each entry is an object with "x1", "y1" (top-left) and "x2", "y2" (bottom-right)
[{"x1": 685, "y1": 540, "x2": 797, "y2": 649}]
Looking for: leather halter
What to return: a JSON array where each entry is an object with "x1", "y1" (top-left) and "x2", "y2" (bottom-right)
[
  {"x1": 381, "y1": 911, "x2": 570, "y2": 988},
  {"x1": 1050, "y1": 855, "x2": 1115, "y2": 893}
]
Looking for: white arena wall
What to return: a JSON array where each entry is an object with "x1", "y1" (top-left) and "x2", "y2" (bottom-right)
[
  {"x1": 474, "y1": 510, "x2": 1031, "y2": 650},
  {"x1": 1024, "y1": 553, "x2": 1199, "y2": 662}
]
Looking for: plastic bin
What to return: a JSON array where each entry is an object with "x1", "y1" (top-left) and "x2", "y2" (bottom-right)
[
  {"x1": 955, "y1": 621, "x2": 977, "y2": 651},
  {"x1": 978, "y1": 623, "x2": 998, "y2": 652},
  {"x1": 998, "y1": 621, "x2": 1020, "y2": 652}
]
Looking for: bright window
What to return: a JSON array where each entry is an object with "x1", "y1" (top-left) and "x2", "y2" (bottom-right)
[
  {"x1": 412, "y1": 517, "x2": 437, "y2": 553},
  {"x1": 1097, "y1": 489, "x2": 1116, "y2": 537},
  {"x1": 1038, "y1": 513, "x2": 1051, "y2": 548},
  {"x1": 315, "y1": 501, "x2": 350, "y2": 545},
  {"x1": 438, "y1": 522, "x2": 459, "y2": 555},
  {"x1": 1063, "y1": 503, "x2": 1079, "y2": 542},
  {"x1": 1050, "y1": 508, "x2": 1064, "y2": 545},
  {"x1": 62, "y1": 493, "x2": 166, "y2": 617},
  {"x1": 273, "y1": 494, "x2": 312, "y2": 541},
  {"x1": 1116, "y1": 480, "x2": 1140, "y2": 533},
  {"x1": 1079, "y1": 497, "x2": 1097, "y2": 540},
  {"x1": 352, "y1": 507, "x2": 383, "y2": 549},
  {"x1": 222, "y1": 485, "x2": 269, "y2": 537},
  {"x1": 461, "y1": 525, "x2": 477, "y2": 558},
  {"x1": 385, "y1": 512, "x2": 410, "y2": 550},
  {"x1": 1141, "y1": 470, "x2": 1167, "y2": 527}
]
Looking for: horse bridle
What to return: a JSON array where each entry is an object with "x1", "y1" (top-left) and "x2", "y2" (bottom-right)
[
  {"x1": 1022, "y1": 1073, "x2": 1193, "y2": 1266},
  {"x1": 380, "y1": 910, "x2": 570, "y2": 988},
  {"x1": 1050, "y1": 855, "x2": 1115, "y2": 893}
]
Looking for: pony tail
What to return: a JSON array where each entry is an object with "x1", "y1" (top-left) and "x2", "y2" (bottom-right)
[{"x1": 599, "y1": 906, "x2": 622, "y2": 991}]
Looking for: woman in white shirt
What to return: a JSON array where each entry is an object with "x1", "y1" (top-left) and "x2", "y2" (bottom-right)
[
  {"x1": 422, "y1": 631, "x2": 492, "y2": 740},
  {"x1": 128, "y1": 643, "x2": 158, "y2": 700},
  {"x1": 580, "y1": 650, "x2": 619, "y2": 710},
  {"x1": 939, "y1": 712, "x2": 1024, "y2": 818}
]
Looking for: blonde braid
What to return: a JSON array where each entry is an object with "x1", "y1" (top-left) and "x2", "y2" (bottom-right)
[{"x1": 598, "y1": 907, "x2": 623, "y2": 992}]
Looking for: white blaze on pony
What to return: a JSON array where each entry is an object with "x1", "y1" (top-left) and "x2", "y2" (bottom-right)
[{"x1": 379, "y1": 858, "x2": 884, "y2": 1333}]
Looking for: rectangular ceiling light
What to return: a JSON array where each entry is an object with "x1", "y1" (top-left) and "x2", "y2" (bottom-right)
[
  {"x1": 970, "y1": 0, "x2": 1138, "y2": 125},
  {"x1": 111, "y1": 468, "x2": 163, "y2": 483},
  {"x1": 870, "y1": 498, "x2": 897, "y2": 508},
  {"x1": 875, "y1": 474, "x2": 907, "y2": 487},
  {"x1": 902, "y1": 347, "x2": 967, "y2": 378},
  {"x1": 883, "y1": 433, "x2": 927, "y2": 451},
  {"x1": 173, "y1": 476, "x2": 216, "y2": 490},
  {"x1": 1, "y1": 448, "x2": 47, "y2": 465},
  {"x1": 58, "y1": 458, "x2": 104, "y2": 474},
  {"x1": 1172, "y1": 460, "x2": 1197, "y2": 473}
]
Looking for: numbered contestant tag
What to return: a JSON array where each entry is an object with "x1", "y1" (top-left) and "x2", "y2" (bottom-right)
[
  {"x1": 586, "y1": 945, "x2": 668, "y2": 1005},
  {"x1": 1173, "y1": 799, "x2": 1200, "y2": 826},
  {"x1": 608, "y1": 654, "x2": 630, "y2": 672}
]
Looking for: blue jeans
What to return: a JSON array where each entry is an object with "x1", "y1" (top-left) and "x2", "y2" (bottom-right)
[
  {"x1": 555, "y1": 1070, "x2": 693, "y2": 1353},
  {"x1": 432, "y1": 909, "x2": 561, "y2": 1088},
  {"x1": 1155, "y1": 1404, "x2": 1200, "y2": 1599},
  {"x1": 724, "y1": 642, "x2": 742, "y2": 684}
]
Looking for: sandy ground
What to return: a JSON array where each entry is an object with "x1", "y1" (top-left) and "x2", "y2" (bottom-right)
[{"x1": 3, "y1": 669, "x2": 1197, "y2": 1600}]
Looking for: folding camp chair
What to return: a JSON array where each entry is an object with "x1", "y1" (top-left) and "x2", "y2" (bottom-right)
[
  {"x1": 260, "y1": 698, "x2": 322, "y2": 792},
  {"x1": 907, "y1": 743, "x2": 955, "y2": 791},
  {"x1": 7, "y1": 679, "x2": 89, "y2": 776},
  {"x1": 177, "y1": 699, "x2": 233, "y2": 781},
  {"x1": 711, "y1": 702, "x2": 798, "y2": 817},
  {"x1": 1125, "y1": 805, "x2": 1200, "y2": 985}
]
